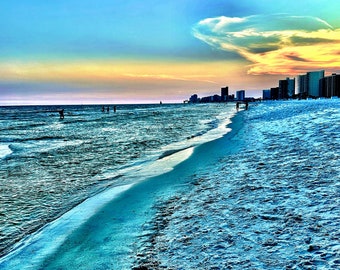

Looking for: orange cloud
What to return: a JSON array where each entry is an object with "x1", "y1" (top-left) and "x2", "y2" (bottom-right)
[{"x1": 193, "y1": 14, "x2": 340, "y2": 75}]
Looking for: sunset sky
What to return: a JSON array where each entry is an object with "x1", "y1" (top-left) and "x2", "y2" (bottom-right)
[{"x1": 1, "y1": 0, "x2": 339, "y2": 104}]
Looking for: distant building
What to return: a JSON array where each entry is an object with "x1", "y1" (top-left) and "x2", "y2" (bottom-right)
[
  {"x1": 221, "y1": 86, "x2": 229, "y2": 101},
  {"x1": 200, "y1": 96, "x2": 211, "y2": 103},
  {"x1": 200, "y1": 95, "x2": 221, "y2": 103},
  {"x1": 308, "y1": 70, "x2": 324, "y2": 97},
  {"x1": 298, "y1": 70, "x2": 324, "y2": 98},
  {"x1": 287, "y1": 78, "x2": 295, "y2": 97},
  {"x1": 189, "y1": 94, "x2": 199, "y2": 103},
  {"x1": 278, "y1": 77, "x2": 295, "y2": 99},
  {"x1": 320, "y1": 73, "x2": 340, "y2": 98},
  {"x1": 213, "y1": 94, "x2": 221, "y2": 102},
  {"x1": 279, "y1": 80, "x2": 288, "y2": 99},
  {"x1": 297, "y1": 74, "x2": 307, "y2": 97},
  {"x1": 262, "y1": 89, "x2": 271, "y2": 100},
  {"x1": 244, "y1": 97, "x2": 256, "y2": 102},
  {"x1": 236, "y1": 90, "x2": 245, "y2": 101},
  {"x1": 270, "y1": 87, "x2": 279, "y2": 100}
]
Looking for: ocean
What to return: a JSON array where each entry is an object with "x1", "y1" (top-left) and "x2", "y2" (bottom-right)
[{"x1": 0, "y1": 100, "x2": 339, "y2": 269}]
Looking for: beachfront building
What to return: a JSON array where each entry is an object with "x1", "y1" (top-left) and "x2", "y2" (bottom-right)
[
  {"x1": 298, "y1": 70, "x2": 324, "y2": 98},
  {"x1": 221, "y1": 86, "x2": 229, "y2": 102},
  {"x1": 188, "y1": 89, "x2": 234, "y2": 103},
  {"x1": 297, "y1": 74, "x2": 307, "y2": 97},
  {"x1": 262, "y1": 89, "x2": 271, "y2": 100},
  {"x1": 287, "y1": 78, "x2": 295, "y2": 97},
  {"x1": 236, "y1": 90, "x2": 245, "y2": 101},
  {"x1": 189, "y1": 94, "x2": 199, "y2": 103},
  {"x1": 200, "y1": 94, "x2": 221, "y2": 103},
  {"x1": 279, "y1": 77, "x2": 295, "y2": 99},
  {"x1": 320, "y1": 73, "x2": 340, "y2": 98},
  {"x1": 270, "y1": 87, "x2": 279, "y2": 100},
  {"x1": 279, "y1": 80, "x2": 288, "y2": 99},
  {"x1": 308, "y1": 70, "x2": 324, "y2": 97}
]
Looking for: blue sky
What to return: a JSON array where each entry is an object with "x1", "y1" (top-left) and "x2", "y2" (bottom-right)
[{"x1": 0, "y1": 0, "x2": 339, "y2": 104}]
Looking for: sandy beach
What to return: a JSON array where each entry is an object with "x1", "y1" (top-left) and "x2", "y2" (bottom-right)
[{"x1": 133, "y1": 100, "x2": 340, "y2": 269}]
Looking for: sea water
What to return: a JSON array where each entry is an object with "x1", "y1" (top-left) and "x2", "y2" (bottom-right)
[{"x1": 0, "y1": 103, "x2": 235, "y2": 260}]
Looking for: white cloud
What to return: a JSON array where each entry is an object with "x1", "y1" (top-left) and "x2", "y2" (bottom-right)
[{"x1": 193, "y1": 14, "x2": 340, "y2": 75}]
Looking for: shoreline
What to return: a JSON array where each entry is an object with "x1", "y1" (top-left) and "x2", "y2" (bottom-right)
[
  {"x1": 132, "y1": 100, "x2": 340, "y2": 269},
  {"x1": 0, "y1": 103, "x2": 234, "y2": 260},
  {"x1": 131, "y1": 111, "x2": 247, "y2": 269},
  {"x1": 0, "y1": 105, "x2": 240, "y2": 269},
  {"x1": 36, "y1": 109, "x2": 244, "y2": 269}
]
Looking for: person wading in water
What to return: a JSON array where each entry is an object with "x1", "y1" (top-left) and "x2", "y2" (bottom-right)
[{"x1": 59, "y1": 109, "x2": 64, "y2": 119}]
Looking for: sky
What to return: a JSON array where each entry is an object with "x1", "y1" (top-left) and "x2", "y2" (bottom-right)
[{"x1": 0, "y1": 0, "x2": 339, "y2": 105}]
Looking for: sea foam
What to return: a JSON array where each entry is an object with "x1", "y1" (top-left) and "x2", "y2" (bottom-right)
[{"x1": 0, "y1": 144, "x2": 12, "y2": 159}]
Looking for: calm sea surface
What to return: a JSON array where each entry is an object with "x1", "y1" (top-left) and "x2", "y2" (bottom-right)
[{"x1": 0, "y1": 103, "x2": 235, "y2": 256}]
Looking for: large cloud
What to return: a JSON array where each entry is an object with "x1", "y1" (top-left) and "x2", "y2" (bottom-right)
[{"x1": 193, "y1": 14, "x2": 340, "y2": 75}]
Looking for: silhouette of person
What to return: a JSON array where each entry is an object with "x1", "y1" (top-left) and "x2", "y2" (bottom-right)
[
  {"x1": 107, "y1": 106, "x2": 110, "y2": 112},
  {"x1": 102, "y1": 106, "x2": 105, "y2": 112},
  {"x1": 59, "y1": 109, "x2": 64, "y2": 119},
  {"x1": 113, "y1": 105, "x2": 117, "y2": 113},
  {"x1": 236, "y1": 102, "x2": 240, "y2": 111}
]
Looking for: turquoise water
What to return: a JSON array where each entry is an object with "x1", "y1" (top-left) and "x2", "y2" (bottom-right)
[{"x1": 0, "y1": 103, "x2": 235, "y2": 265}]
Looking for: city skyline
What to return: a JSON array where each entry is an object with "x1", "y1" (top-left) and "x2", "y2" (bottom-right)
[{"x1": 1, "y1": 0, "x2": 340, "y2": 105}]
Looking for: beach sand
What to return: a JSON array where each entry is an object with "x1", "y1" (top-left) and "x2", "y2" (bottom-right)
[{"x1": 133, "y1": 100, "x2": 340, "y2": 269}]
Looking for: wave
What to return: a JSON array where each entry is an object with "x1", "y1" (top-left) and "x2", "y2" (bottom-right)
[
  {"x1": 21, "y1": 136, "x2": 65, "y2": 142},
  {"x1": 0, "y1": 144, "x2": 12, "y2": 159},
  {"x1": 158, "y1": 147, "x2": 192, "y2": 160},
  {"x1": 8, "y1": 139, "x2": 84, "y2": 155}
]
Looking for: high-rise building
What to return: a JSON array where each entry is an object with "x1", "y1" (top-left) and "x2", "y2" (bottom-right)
[
  {"x1": 279, "y1": 79, "x2": 288, "y2": 99},
  {"x1": 298, "y1": 74, "x2": 307, "y2": 96},
  {"x1": 279, "y1": 77, "x2": 295, "y2": 99},
  {"x1": 271, "y1": 87, "x2": 279, "y2": 100},
  {"x1": 298, "y1": 70, "x2": 324, "y2": 98},
  {"x1": 308, "y1": 70, "x2": 324, "y2": 97},
  {"x1": 236, "y1": 90, "x2": 245, "y2": 101},
  {"x1": 287, "y1": 78, "x2": 295, "y2": 97},
  {"x1": 262, "y1": 89, "x2": 271, "y2": 100},
  {"x1": 221, "y1": 86, "x2": 229, "y2": 101},
  {"x1": 320, "y1": 73, "x2": 340, "y2": 98}
]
